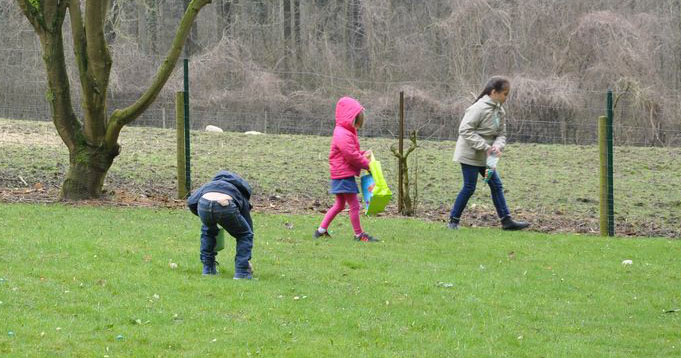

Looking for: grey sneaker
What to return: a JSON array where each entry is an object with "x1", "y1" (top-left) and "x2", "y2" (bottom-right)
[
  {"x1": 313, "y1": 229, "x2": 331, "y2": 238},
  {"x1": 355, "y1": 232, "x2": 380, "y2": 242},
  {"x1": 448, "y1": 217, "x2": 460, "y2": 230}
]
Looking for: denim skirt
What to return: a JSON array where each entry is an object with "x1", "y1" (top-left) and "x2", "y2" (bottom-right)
[{"x1": 329, "y1": 176, "x2": 359, "y2": 194}]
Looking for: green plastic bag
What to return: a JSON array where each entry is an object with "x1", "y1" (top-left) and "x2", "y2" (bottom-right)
[
  {"x1": 214, "y1": 228, "x2": 225, "y2": 252},
  {"x1": 360, "y1": 153, "x2": 392, "y2": 215}
]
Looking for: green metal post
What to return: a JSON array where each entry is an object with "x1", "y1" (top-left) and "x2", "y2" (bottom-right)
[
  {"x1": 176, "y1": 92, "x2": 187, "y2": 199},
  {"x1": 606, "y1": 89, "x2": 614, "y2": 236},
  {"x1": 183, "y1": 59, "x2": 191, "y2": 193},
  {"x1": 398, "y1": 91, "x2": 404, "y2": 213}
]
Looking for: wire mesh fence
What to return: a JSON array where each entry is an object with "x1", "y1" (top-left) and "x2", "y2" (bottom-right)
[{"x1": 4, "y1": 90, "x2": 681, "y2": 147}]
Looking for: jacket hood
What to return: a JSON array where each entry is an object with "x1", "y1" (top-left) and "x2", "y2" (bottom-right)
[
  {"x1": 480, "y1": 95, "x2": 502, "y2": 109},
  {"x1": 212, "y1": 170, "x2": 252, "y2": 200},
  {"x1": 335, "y1": 97, "x2": 364, "y2": 132}
]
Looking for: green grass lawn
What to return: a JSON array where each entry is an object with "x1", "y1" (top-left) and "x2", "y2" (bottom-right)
[{"x1": 1, "y1": 203, "x2": 680, "y2": 357}]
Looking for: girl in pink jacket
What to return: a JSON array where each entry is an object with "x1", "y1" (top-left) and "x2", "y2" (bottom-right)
[{"x1": 314, "y1": 97, "x2": 379, "y2": 242}]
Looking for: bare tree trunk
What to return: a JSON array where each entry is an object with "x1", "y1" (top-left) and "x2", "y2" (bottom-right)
[
  {"x1": 104, "y1": 0, "x2": 119, "y2": 44},
  {"x1": 282, "y1": 0, "x2": 292, "y2": 73},
  {"x1": 120, "y1": 1, "x2": 137, "y2": 40},
  {"x1": 293, "y1": 0, "x2": 301, "y2": 61},
  {"x1": 62, "y1": 145, "x2": 119, "y2": 199},
  {"x1": 183, "y1": 0, "x2": 201, "y2": 56},
  {"x1": 15, "y1": 0, "x2": 112, "y2": 199},
  {"x1": 216, "y1": 0, "x2": 233, "y2": 40},
  {"x1": 254, "y1": 0, "x2": 266, "y2": 24},
  {"x1": 15, "y1": 0, "x2": 211, "y2": 200},
  {"x1": 146, "y1": 0, "x2": 159, "y2": 56},
  {"x1": 283, "y1": 0, "x2": 291, "y2": 47},
  {"x1": 348, "y1": 0, "x2": 366, "y2": 74}
]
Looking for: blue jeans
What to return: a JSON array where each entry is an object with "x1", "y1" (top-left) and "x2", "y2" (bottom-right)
[
  {"x1": 197, "y1": 197, "x2": 253, "y2": 276},
  {"x1": 450, "y1": 163, "x2": 510, "y2": 220}
]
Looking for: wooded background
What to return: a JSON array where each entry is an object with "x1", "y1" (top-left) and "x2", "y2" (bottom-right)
[{"x1": 1, "y1": 0, "x2": 680, "y2": 146}]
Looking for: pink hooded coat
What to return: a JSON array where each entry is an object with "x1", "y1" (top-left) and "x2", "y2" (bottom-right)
[{"x1": 328, "y1": 97, "x2": 370, "y2": 179}]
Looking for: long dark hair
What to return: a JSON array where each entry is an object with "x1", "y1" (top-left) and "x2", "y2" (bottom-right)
[
  {"x1": 475, "y1": 76, "x2": 511, "y2": 103},
  {"x1": 353, "y1": 110, "x2": 365, "y2": 128}
]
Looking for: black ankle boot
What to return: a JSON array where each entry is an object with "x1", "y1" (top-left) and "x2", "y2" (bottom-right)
[
  {"x1": 501, "y1": 216, "x2": 529, "y2": 231},
  {"x1": 448, "y1": 217, "x2": 460, "y2": 230}
]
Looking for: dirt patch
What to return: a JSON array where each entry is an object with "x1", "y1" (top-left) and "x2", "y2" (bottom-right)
[{"x1": 1, "y1": 185, "x2": 675, "y2": 238}]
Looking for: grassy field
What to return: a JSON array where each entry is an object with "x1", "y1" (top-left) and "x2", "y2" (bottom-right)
[
  {"x1": 1, "y1": 203, "x2": 680, "y2": 357},
  {"x1": 0, "y1": 118, "x2": 679, "y2": 237}
]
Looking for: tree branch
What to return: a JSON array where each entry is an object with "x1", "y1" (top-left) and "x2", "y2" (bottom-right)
[
  {"x1": 613, "y1": 82, "x2": 631, "y2": 111},
  {"x1": 404, "y1": 131, "x2": 419, "y2": 157},
  {"x1": 24, "y1": 0, "x2": 82, "y2": 152},
  {"x1": 15, "y1": 0, "x2": 45, "y2": 32},
  {"x1": 390, "y1": 143, "x2": 400, "y2": 158},
  {"x1": 74, "y1": 0, "x2": 111, "y2": 145},
  {"x1": 85, "y1": 0, "x2": 111, "y2": 90},
  {"x1": 104, "y1": 0, "x2": 212, "y2": 150},
  {"x1": 41, "y1": 1, "x2": 60, "y2": 31},
  {"x1": 390, "y1": 131, "x2": 419, "y2": 159},
  {"x1": 69, "y1": 0, "x2": 90, "y2": 106}
]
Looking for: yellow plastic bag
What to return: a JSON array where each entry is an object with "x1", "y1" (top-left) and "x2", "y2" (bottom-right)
[{"x1": 360, "y1": 153, "x2": 392, "y2": 215}]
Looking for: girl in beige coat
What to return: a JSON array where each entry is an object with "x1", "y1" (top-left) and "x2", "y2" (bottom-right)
[{"x1": 449, "y1": 76, "x2": 529, "y2": 230}]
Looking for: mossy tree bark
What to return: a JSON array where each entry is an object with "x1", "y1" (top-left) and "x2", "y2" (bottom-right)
[
  {"x1": 14, "y1": 0, "x2": 212, "y2": 200},
  {"x1": 61, "y1": 143, "x2": 120, "y2": 199}
]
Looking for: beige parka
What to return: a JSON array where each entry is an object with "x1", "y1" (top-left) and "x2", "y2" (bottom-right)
[{"x1": 453, "y1": 95, "x2": 507, "y2": 167}]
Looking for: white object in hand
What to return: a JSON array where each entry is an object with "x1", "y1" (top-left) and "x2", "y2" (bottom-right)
[{"x1": 486, "y1": 154, "x2": 499, "y2": 169}]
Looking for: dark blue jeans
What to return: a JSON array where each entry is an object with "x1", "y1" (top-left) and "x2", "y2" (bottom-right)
[
  {"x1": 197, "y1": 198, "x2": 253, "y2": 276},
  {"x1": 450, "y1": 163, "x2": 510, "y2": 220}
]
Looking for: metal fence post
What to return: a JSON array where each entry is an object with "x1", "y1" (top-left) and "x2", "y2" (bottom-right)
[
  {"x1": 398, "y1": 91, "x2": 404, "y2": 213},
  {"x1": 183, "y1": 59, "x2": 191, "y2": 194},
  {"x1": 176, "y1": 92, "x2": 187, "y2": 199},
  {"x1": 606, "y1": 89, "x2": 614, "y2": 236}
]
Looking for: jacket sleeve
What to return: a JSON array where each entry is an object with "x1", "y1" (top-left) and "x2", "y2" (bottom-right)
[
  {"x1": 458, "y1": 107, "x2": 491, "y2": 152},
  {"x1": 186, "y1": 188, "x2": 202, "y2": 216},
  {"x1": 492, "y1": 120, "x2": 507, "y2": 151},
  {"x1": 337, "y1": 131, "x2": 370, "y2": 170}
]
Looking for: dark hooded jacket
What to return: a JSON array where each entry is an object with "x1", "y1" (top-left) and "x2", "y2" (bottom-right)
[{"x1": 187, "y1": 170, "x2": 253, "y2": 231}]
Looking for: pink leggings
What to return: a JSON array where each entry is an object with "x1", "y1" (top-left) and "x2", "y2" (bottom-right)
[{"x1": 320, "y1": 193, "x2": 363, "y2": 235}]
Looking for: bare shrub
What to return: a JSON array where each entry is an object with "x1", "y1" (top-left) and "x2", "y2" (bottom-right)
[
  {"x1": 163, "y1": 36, "x2": 285, "y2": 112},
  {"x1": 506, "y1": 76, "x2": 580, "y2": 144},
  {"x1": 558, "y1": 11, "x2": 654, "y2": 87},
  {"x1": 611, "y1": 78, "x2": 667, "y2": 146}
]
